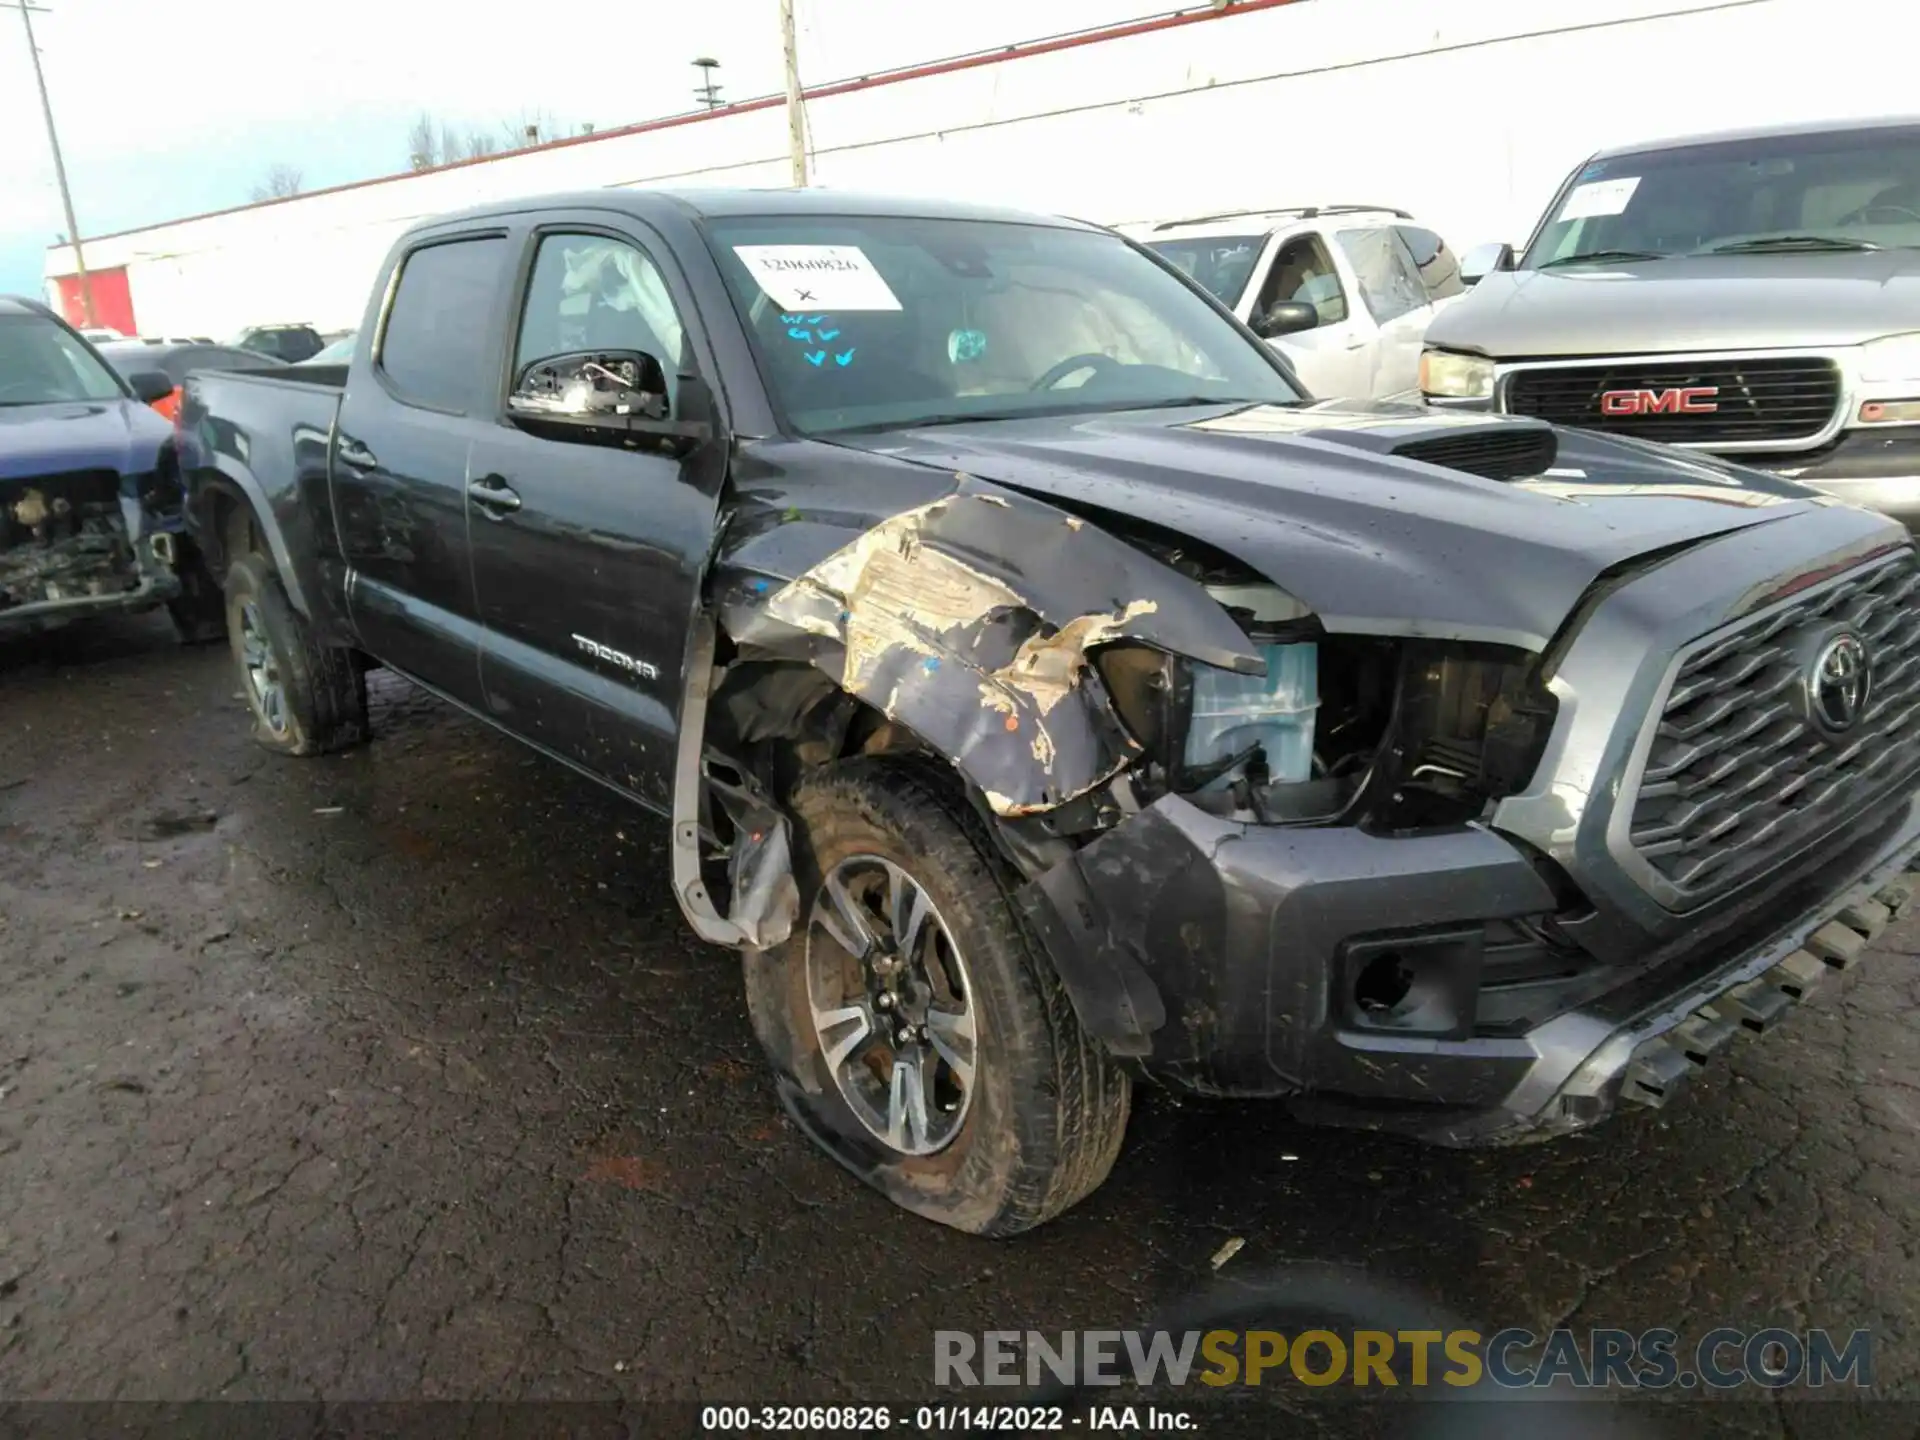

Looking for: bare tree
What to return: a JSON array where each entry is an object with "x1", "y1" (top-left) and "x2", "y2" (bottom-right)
[
  {"x1": 407, "y1": 112, "x2": 442, "y2": 171},
  {"x1": 405, "y1": 109, "x2": 582, "y2": 172},
  {"x1": 499, "y1": 107, "x2": 565, "y2": 149},
  {"x1": 447, "y1": 126, "x2": 499, "y2": 162},
  {"x1": 250, "y1": 163, "x2": 304, "y2": 202}
]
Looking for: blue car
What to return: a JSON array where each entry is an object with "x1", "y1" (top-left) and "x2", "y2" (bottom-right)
[{"x1": 0, "y1": 295, "x2": 222, "y2": 640}]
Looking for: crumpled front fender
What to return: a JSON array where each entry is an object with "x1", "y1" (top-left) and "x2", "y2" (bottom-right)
[{"x1": 714, "y1": 471, "x2": 1262, "y2": 817}]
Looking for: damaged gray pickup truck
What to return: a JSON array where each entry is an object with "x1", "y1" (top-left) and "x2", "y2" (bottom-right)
[{"x1": 178, "y1": 189, "x2": 1920, "y2": 1235}]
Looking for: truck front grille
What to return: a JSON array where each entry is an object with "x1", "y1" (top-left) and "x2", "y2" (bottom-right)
[
  {"x1": 1628, "y1": 552, "x2": 1920, "y2": 906},
  {"x1": 1505, "y1": 355, "x2": 1841, "y2": 445}
]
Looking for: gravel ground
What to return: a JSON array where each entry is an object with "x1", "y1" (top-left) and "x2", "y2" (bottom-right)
[{"x1": 4, "y1": 614, "x2": 1920, "y2": 1438}]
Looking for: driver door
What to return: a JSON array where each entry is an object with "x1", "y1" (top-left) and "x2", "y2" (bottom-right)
[{"x1": 465, "y1": 219, "x2": 721, "y2": 812}]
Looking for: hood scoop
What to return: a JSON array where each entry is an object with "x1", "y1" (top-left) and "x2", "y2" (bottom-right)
[{"x1": 1304, "y1": 415, "x2": 1558, "y2": 482}]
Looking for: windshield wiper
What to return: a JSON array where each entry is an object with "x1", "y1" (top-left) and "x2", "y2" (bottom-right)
[
  {"x1": 1103, "y1": 395, "x2": 1275, "y2": 412},
  {"x1": 1538, "y1": 249, "x2": 1668, "y2": 269},
  {"x1": 1702, "y1": 234, "x2": 1882, "y2": 254},
  {"x1": 827, "y1": 396, "x2": 1272, "y2": 435},
  {"x1": 828, "y1": 410, "x2": 1023, "y2": 435}
]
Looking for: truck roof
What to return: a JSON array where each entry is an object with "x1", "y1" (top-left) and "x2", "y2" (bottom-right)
[
  {"x1": 414, "y1": 186, "x2": 1109, "y2": 236},
  {"x1": 1591, "y1": 111, "x2": 1920, "y2": 161}
]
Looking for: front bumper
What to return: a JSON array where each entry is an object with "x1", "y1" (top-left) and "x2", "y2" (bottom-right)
[
  {"x1": 0, "y1": 568, "x2": 180, "y2": 637},
  {"x1": 1020, "y1": 788, "x2": 1920, "y2": 1148}
]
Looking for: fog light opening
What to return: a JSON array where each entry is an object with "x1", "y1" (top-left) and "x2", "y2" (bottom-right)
[{"x1": 1355, "y1": 950, "x2": 1414, "y2": 1016}]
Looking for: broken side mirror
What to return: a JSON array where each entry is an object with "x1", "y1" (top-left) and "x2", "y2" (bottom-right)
[
  {"x1": 1460, "y1": 242, "x2": 1515, "y2": 287},
  {"x1": 508, "y1": 349, "x2": 671, "y2": 426},
  {"x1": 1252, "y1": 301, "x2": 1318, "y2": 339}
]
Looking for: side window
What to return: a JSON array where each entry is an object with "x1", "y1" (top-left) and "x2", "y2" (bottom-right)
[
  {"x1": 1335, "y1": 227, "x2": 1429, "y2": 324},
  {"x1": 1396, "y1": 225, "x2": 1464, "y2": 301},
  {"x1": 513, "y1": 232, "x2": 688, "y2": 410},
  {"x1": 1254, "y1": 234, "x2": 1349, "y2": 327},
  {"x1": 378, "y1": 235, "x2": 509, "y2": 413}
]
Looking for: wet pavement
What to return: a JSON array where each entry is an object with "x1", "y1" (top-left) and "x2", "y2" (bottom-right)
[{"x1": 4, "y1": 615, "x2": 1920, "y2": 1437}]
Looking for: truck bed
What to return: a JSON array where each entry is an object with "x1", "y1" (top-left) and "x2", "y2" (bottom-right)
[{"x1": 178, "y1": 365, "x2": 348, "y2": 617}]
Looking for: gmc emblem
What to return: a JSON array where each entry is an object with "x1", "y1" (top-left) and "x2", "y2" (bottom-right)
[{"x1": 1599, "y1": 386, "x2": 1720, "y2": 416}]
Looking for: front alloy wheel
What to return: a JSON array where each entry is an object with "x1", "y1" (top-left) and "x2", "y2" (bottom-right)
[
  {"x1": 807, "y1": 855, "x2": 978, "y2": 1156},
  {"x1": 741, "y1": 757, "x2": 1132, "y2": 1236}
]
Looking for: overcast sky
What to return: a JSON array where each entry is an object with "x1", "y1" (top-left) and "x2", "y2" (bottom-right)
[{"x1": 0, "y1": 0, "x2": 1153, "y2": 296}]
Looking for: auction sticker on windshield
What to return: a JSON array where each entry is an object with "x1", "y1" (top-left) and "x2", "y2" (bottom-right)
[
  {"x1": 733, "y1": 245, "x2": 903, "y2": 311},
  {"x1": 1558, "y1": 176, "x2": 1641, "y2": 220}
]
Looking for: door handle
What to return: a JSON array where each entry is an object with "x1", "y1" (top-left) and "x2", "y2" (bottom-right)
[
  {"x1": 467, "y1": 476, "x2": 522, "y2": 515},
  {"x1": 336, "y1": 438, "x2": 379, "y2": 471}
]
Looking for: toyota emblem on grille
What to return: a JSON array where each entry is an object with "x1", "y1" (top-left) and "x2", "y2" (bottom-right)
[{"x1": 1808, "y1": 632, "x2": 1872, "y2": 735}]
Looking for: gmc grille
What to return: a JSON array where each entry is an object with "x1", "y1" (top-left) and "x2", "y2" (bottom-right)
[
  {"x1": 1506, "y1": 355, "x2": 1841, "y2": 445},
  {"x1": 1628, "y1": 552, "x2": 1920, "y2": 906}
]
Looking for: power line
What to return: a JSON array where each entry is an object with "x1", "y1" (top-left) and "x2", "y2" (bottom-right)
[{"x1": 4, "y1": 0, "x2": 94, "y2": 323}]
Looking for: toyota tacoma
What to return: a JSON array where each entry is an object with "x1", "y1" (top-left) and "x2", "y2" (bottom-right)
[{"x1": 177, "y1": 189, "x2": 1920, "y2": 1234}]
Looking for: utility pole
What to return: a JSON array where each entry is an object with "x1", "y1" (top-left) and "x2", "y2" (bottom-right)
[
  {"x1": 8, "y1": 0, "x2": 94, "y2": 325},
  {"x1": 692, "y1": 57, "x2": 724, "y2": 111},
  {"x1": 780, "y1": 0, "x2": 808, "y2": 188}
]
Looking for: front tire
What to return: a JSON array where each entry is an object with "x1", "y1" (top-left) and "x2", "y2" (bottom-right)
[
  {"x1": 223, "y1": 551, "x2": 367, "y2": 756},
  {"x1": 743, "y1": 758, "x2": 1130, "y2": 1236}
]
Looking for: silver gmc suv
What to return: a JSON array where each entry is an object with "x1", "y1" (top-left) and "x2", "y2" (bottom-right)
[{"x1": 1421, "y1": 115, "x2": 1920, "y2": 526}]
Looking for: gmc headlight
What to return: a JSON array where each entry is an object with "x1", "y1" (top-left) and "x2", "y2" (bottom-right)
[
  {"x1": 1420, "y1": 349, "x2": 1496, "y2": 400},
  {"x1": 1859, "y1": 331, "x2": 1920, "y2": 384}
]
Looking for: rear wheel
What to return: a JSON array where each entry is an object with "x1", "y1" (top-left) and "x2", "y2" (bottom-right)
[
  {"x1": 223, "y1": 551, "x2": 367, "y2": 756},
  {"x1": 743, "y1": 758, "x2": 1130, "y2": 1236}
]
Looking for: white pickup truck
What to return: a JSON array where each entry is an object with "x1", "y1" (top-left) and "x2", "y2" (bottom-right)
[{"x1": 1128, "y1": 205, "x2": 1468, "y2": 400}]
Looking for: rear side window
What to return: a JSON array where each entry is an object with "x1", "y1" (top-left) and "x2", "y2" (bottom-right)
[
  {"x1": 1335, "y1": 228, "x2": 1429, "y2": 324},
  {"x1": 378, "y1": 236, "x2": 508, "y2": 413},
  {"x1": 1396, "y1": 226, "x2": 1464, "y2": 300}
]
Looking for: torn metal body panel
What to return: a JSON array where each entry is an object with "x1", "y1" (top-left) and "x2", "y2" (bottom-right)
[{"x1": 713, "y1": 454, "x2": 1259, "y2": 818}]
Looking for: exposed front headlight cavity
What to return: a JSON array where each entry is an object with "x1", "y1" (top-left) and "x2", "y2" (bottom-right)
[{"x1": 1185, "y1": 645, "x2": 1318, "y2": 788}]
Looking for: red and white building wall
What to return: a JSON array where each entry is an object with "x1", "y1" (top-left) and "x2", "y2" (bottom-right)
[{"x1": 46, "y1": 0, "x2": 1888, "y2": 338}]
